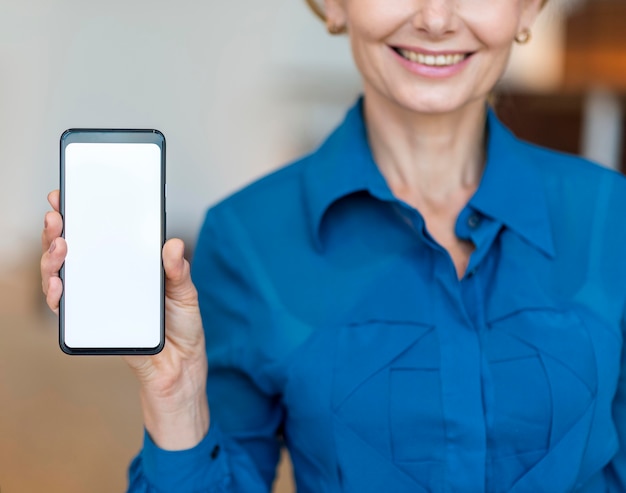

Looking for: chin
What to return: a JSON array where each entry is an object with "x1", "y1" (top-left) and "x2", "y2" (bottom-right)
[
  {"x1": 391, "y1": 87, "x2": 487, "y2": 116},
  {"x1": 396, "y1": 96, "x2": 468, "y2": 116}
]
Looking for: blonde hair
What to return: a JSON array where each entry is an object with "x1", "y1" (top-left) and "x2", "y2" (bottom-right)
[{"x1": 305, "y1": 0, "x2": 325, "y2": 21}]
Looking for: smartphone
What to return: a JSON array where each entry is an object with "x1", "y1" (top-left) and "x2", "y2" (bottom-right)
[{"x1": 59, "y1": 129, "x2": 166, "y2": 355}]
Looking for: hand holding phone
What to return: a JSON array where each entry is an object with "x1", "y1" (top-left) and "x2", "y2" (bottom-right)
[{"x1": 43, "y1": 131, "x2": 211, "y2": 448}]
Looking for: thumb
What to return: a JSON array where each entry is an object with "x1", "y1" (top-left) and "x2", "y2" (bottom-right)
[{"x1": 162, "y1": 238, "x2": 197, "y2": 304}]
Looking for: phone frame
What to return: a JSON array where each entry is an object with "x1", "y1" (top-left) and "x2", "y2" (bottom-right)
[{"x1": 59, "y1": 128, "x2": 166, "y2": 355}]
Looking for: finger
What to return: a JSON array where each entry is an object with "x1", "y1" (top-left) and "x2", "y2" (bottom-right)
[
  {"x1": 41, "y1": 237, "x2": 67, "y2": 297},
  {"x1": 41, "y1": 210, "x2": 64, "y2": 253},
  {"x1": 47, "y1": 190, "x2": 60, "y2": 212},
  {"x1": 46, "y1": 276, "x2": 63, "y2": 315},
  {"x1": 162, "y1": 239, "x2": 197, "y2": 305}
]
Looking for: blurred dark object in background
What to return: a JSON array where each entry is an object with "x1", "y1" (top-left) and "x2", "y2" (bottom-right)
[
  {"x1": 496, "y1": 93, "x2": 626, "y2": 172},
  {"x1": 564, "y1": 0, "x2": 626, "y2": 93},
  {"x1": 497, "y1": 0, "x2": 626, "y2": 173}
]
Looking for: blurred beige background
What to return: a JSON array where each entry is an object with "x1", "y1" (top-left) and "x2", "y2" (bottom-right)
[{"x1": 1, "y1": 0, "x2": 624, "y2": 491}]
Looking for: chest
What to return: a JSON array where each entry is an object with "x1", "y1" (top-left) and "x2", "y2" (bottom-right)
[
  {"x1": 396, "y1": 191, "x2": 476, "y2": 280},
  {"x1": 262, "y1": 227, "x2": 623, "y2": 493}
]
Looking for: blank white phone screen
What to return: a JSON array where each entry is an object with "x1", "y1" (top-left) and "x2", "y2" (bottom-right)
[{"x1": 63, "y1": 142, "x2": 162, "y2": 349}]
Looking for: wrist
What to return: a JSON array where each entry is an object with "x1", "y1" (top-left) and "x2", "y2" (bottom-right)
[
  {"x1": 141, "y1": 389, "x2": 210, "y2": 451},
  {"x1": 139, "y1": 356, "x2": 210, "y2": 450}
]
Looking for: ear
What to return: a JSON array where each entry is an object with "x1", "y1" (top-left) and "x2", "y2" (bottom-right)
[
  {"x1": 519, "y1": 0, "x2": 545, "y2": 32},
  {"x1": 324, "y1": 0, "x2": 348, "y2": 30}
]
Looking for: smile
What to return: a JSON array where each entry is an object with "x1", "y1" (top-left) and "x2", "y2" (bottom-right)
[{"x1": 394, "y1": 48, "x2": 468, "y2": 67}]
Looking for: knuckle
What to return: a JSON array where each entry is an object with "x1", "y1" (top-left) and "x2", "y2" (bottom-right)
[{"x1": 40, "y1": 256, "x2": 49, "y2": 274}]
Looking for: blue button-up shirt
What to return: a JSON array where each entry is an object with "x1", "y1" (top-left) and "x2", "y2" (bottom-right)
[{"x1": 129, "y1": 99, "x2": 626, "y2": 492}]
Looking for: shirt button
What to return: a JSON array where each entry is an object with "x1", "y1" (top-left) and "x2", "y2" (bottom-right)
[{"x1": 467, "y1": 213, "x2": 481, "y2": 229}]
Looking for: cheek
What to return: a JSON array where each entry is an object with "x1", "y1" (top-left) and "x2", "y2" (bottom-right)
[
  {"x1": 347, "y1": 17, "x2": 388, "y2": 42},
  {"x1": 345, "y1": 17, "x2": 395, "y2": 79},
  {"x1": 348, "y1": 35, "x2": 382, "y2": 88},
  {"x1": 345, "y1": 0, "x2": 409, "y2": 41},
  {"x1": 463, "y1": 6, "x2": 522, "y2": 47}
]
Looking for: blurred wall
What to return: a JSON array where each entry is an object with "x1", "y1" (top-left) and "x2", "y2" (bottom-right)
[{"x1": 0, "y1": 0, "x2": 361, "y2": 273}]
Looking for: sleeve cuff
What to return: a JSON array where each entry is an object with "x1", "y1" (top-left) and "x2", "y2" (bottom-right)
[{"x1": 141, "y1": 423, "x2": 230, "y2": 492}]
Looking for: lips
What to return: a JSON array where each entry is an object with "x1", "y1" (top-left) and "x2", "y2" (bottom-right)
[{"x1": 393, "y1": 47, "x2": 471, "y2": 67}]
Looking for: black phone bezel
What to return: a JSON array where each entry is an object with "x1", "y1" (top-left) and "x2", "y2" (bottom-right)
[{"x1": 59, "y1": 128, "x2": 166, "y2": 355}]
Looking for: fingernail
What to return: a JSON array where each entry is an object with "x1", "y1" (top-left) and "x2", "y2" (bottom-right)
[{"x1": 49, "y1": 239, "x2": 56, "y2": 254}]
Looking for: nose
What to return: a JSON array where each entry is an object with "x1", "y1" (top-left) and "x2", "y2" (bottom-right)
[{"x1": 412, "y1": 0, "x2": 457, "y2": 38}]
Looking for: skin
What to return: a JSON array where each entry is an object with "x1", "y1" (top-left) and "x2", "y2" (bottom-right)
[
  {"x1": 325, "y1": 0, "x2": 543, "y2": 277},
  {"x1": 41, "y1": 0, "x2": 545, "y2": 451}
]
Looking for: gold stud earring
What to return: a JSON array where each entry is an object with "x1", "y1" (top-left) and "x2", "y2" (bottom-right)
[{"x1": 514, "y1": 29, "x2": 532, "y2": 45}]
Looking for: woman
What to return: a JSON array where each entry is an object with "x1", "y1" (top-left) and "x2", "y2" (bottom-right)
[{"x1": 41, "y1": 0, "x2": 626, "y2": 491}]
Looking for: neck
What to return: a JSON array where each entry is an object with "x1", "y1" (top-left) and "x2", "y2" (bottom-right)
[{"x1": 363, "y1": 89, "x2": 488, "y2": 211}]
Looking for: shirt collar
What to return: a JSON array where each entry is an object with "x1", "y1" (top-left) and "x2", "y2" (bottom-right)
[
  {"x1": 303, "y1": 98, "x2": 390, "y2": 250},
  {"x1": 469, "y1": 110, "x2": 555, "y2": 258},
  {"x1": 303, "y1": 97, "x2": 555, "y2": 258}
]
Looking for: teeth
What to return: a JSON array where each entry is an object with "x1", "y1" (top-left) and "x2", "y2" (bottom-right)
[{"x1": 398, "y1": 49, "x2": 466, "y2": 67}]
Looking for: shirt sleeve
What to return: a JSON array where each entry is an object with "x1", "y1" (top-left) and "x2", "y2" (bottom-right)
[
  {"x1": 603, "y1": 309, "x2": 626, "y2": 491},
  {"x1": 126, "y1": 207, "x2": 284, "y2": 492}
]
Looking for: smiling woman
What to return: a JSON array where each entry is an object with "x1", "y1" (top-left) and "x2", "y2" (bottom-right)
[{"x1": 39, "y1": 0, "x2": 626, "y2": 492}]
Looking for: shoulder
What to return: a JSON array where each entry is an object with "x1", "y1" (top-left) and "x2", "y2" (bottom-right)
[
  {"x1": 193, "y1": 150, "x2": 322, "y2": 266},
  {"x1": 517, "y1": 139, "x2": 626, "y2": 206},
  {"x1": 518, "y1": 141, "x2": 626, "y2": 259},
  {"x1": 205, "y1": 153, "x2": 315, "y2": 230},
  {"x1": 523, "y1": 139, "x2": 624, "y2": 183}
]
